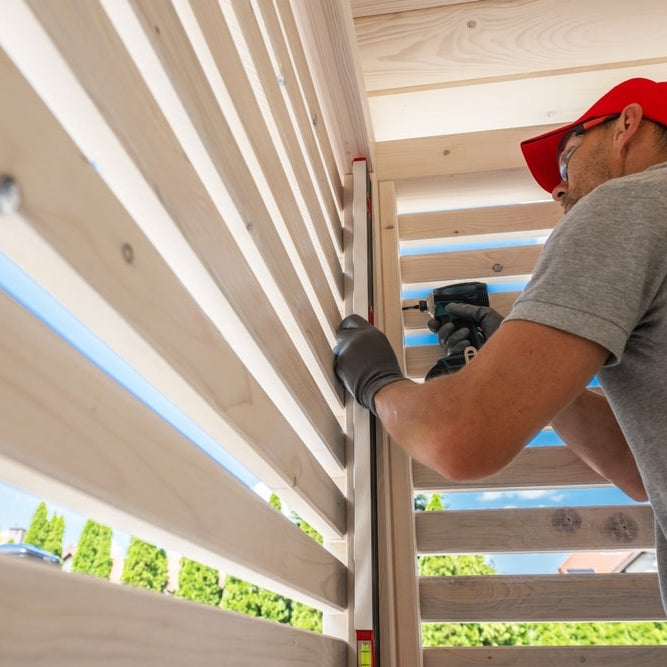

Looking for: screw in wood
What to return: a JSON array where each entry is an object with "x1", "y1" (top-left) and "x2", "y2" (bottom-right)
[{"x1": 0, "y1": 176, "x2": 21, "y2": 215}]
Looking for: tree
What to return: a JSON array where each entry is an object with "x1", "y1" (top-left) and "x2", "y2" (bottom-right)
[
  {"x1": 121, "y1": 537, "x2": 168, "y2": 592},
  {"x1": 43, "y1": 514, "x2": 65, "y2": 559},
  {"x1": 71, "y1": 520, "x2": 112, "y2": 579},
  {"x1": 24, "y1": 502, "x2": 49, "y2": 549},
  {"x1": 176, "y1": 557, "x2": 222, "y2": 607}
]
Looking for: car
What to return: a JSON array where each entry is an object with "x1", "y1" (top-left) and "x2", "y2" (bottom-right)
[{"x1": 0, "y1": 542, "x2": 61, "y2": 566}]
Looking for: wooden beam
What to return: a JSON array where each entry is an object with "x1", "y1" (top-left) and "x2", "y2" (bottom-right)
[
  {"x1": 376, "y1": 126, "x2": 558, "y2": 181},
  {"x1": 0, "y1": 558, "x2": 347, "y2": 667},
  {"x1": 416, "y1": 505, "x2": 655, "y2": 554},
  {"x1": 355, "y1": 0, "x2": 667, "y2": 92},
  {"x1": 351, "y1": 0, "x2": 481, "y2": 18},
  {"x1": 401, "y1": 244, "x2": 542, "y2": 285},
  {"x1": 374, "y1": 181, "x2": 423, "y2": 666},
  {"x1": 420, "y1": 573, "x2": 666, "y2": 622},
  {"x1": 399, "y1": 201, "x2": 561, "y2": 243},
  {"x1": 366, "y1": 64, "x2": 667, "y2": 142},
  {"x1": 423, "y1": 646, "x2": 667, "y2": 667},
  {"x1": 412, "y1": 447, "x2": 609, "y2": 492}
]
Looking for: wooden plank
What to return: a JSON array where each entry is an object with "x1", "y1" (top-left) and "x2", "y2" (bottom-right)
[
  {"x1": 399, "y1": 201, "x2": 561, "y2": 243},
  {"x1": 0, "y1": 558, "x2": 347, "y2": 667},
  {"x1": 420, "y1": 573, "x2": 666, "y2": 622},
  {"x1": 243, "y1": 0, "x2": 344, "y2": 246},
  {"x1": 403, "y1": 291, "x2": 519, "y2": 330},
  {"x1": 396, "y1": 168, "x2": 549, "y2": 215},
  {"x1": 401, "y1": 244, "x2": 542, "y2": 285},
  {"x1": 423, "y1": 646, "x2": 667, "y2": 667},
  {"x1": 0, "y1": 289, "x2": 347, "y2": 612},
  {"x1": 352, "y1": 1, "x2": 480, "y2": 18},
  {"x1": 0, "y1": 47, "x2": 345, "y2": 537},
  {"x1": 273, "y1": 0, "x2": 344, "y2": 211},
  {"x1": 374, "y1": 181, "x2": 423, "y2": 667},
  {"x1": 17, "y1": 0, "x2": 344, "y2": 467},
  {"x1": 367, "y1": 64, "x2": 667, "y2": 142},
  {"x1": 288, "y1": 0, "x2": 374, "y2": 173},
  {"x1": 412, "y1": 447, "x2": 609, "y2": 492},
  {"x1": 416, "y1": 505, "x2": 655, "y2": 554},
  {"x1": 377, "y1": 126, "x2": 558, "y2": 181},
  {"x1": 355, "y1": 0, "x2": 667, "y2": 92}
]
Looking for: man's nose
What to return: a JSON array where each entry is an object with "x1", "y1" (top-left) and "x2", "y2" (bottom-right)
[{"x1": 551, "y1": 181, "x2": 568, "y2": 203}]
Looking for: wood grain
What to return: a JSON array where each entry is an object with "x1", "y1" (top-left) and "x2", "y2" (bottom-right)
[
  {"x1": 420, "y1": 573, "x2": 666, "y2": 622},
  {"x1": 0, "y1": 558, "x2": 347, "y2": 666},
  {"x1": 416, "y1": 505, "x2": 655, "y2": 553}
]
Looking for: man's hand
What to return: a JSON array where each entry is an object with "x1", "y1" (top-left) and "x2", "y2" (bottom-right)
[
  {"x1": 334, "y1": 314, "x2": 405, "y2": 415},
  {"x1": 429, "y1": 303, "x2": 503, "y2": 355}
]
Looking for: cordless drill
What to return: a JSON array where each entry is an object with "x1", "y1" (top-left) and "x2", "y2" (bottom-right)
[{"x1": 415, "y1": 281, "x2": 489, "y2": 379}]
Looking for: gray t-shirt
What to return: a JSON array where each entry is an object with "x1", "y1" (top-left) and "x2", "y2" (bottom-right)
[{"x1": 506, "y1": 161, "x2": 667, "y2": 609}]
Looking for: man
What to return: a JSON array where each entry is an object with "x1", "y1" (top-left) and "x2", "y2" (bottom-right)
[{"x1": 334, "y1": 78, "x2": 667, "y2": 607}]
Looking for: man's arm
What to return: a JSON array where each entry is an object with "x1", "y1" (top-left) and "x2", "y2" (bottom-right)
[
  {"x1": 551, "y1": 389, "x2": 648, "y2": 501},
  {"x1": 373, "y1": 320, "x2": 610, "y2": 481}
]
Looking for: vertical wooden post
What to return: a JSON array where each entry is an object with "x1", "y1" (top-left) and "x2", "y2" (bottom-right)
[{"x1": 374, "y1": 181, "x2": 423, "y2": 666}]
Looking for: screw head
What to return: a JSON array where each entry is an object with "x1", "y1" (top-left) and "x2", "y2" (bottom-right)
[{"x1": 0, "y1": 176, "x2": 21, "y2": 215}]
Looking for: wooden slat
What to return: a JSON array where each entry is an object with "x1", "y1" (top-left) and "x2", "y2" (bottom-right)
[
  {"x1": 396, "y1": 168, "x2": 548, "y2": 215},
  {"x1": 18, "y1": 0, "x2": 344, "y2": 467},
  {"x1": 355, "y1": 0, "x2": 667, "y2": 92},
  {"x1": 180, "y1": 0, "x2": 344, "y2": 284},
  {"x1": 416, "y1": 505, "x2": 655, "y2": 554},
  {"x1": 377, "y1": 126, "x2": 559, "y2": 181},
  {"x1": 0, "y1": 289, "x2": 346, "y2": 612},
  {"x1": 420, "y1": 573, "x2": 666, "y2": 622},
  {"x1": 423, "y1": 645, "x2": 667, "y2": 667},
  {"x1": 289, "y1": 0, "x2": 374, "y2": 172},
  {"x1": 273, "y1": 0, "x2": 345, "y2": 212},
  {"x1": 0, "y1": 48, "x2": 345, "y2": 537},
  {"x1": 0, "y1": 558, "x2": 347, "y2": 667},
  {"x1": 352, "y1": 0, "x2": 480, "y2": 18},
  {"x1": 366, "y1": 64, "x2": 667, "y2": 142},
  {"x1": 401, "y1": 244, "x2": 542, "y2": 285},
  {"x1": 245, "y1": 0, "x2": 344, "y2": 247},
  {"x1": 412, "y1": 447, "x2": 609, "y2": 492},
  {"x1": 399, "y1": 201, "x2": 561, "y2": 243}
]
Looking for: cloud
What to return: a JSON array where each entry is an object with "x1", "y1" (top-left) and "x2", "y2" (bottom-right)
[{"x1": 477, "y1": 490, "x2": 566, "y2": 504}]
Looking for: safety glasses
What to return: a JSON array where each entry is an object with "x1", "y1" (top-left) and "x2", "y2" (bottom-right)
[{"x1": 557, "y1": 114, "x2": 621, "y2": 182}]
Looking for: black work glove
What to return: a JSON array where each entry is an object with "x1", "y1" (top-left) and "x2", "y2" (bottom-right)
[
  {"x1": 428, "y1": 303, "x2": 503, "y2": 356},
  {"x1": 334, "y1": 314, "x2": 405, "y2": 415}
]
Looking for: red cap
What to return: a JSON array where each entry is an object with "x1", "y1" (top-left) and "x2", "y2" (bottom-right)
[{"x1": 521, "y1": 78, "x2": 667, "y2": 192}]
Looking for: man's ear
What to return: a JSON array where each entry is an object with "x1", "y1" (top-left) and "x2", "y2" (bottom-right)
[{"x1": 614, "y1": 103, "x2": 643, "y2": 150}]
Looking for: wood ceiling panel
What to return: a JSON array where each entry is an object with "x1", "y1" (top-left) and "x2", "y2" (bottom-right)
[
  {"x1": 355, "y1": 0, "x2": 667, "y2": 93},
  {"x1": 376, "y1": 124, "x2": 558, "y2": 181},
  {"x1": 352, "y1": 0, "x2": 481, "y2": 19},
  {"x1": 368, "y1": 63, "x2": 667, "y2": 141}
]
